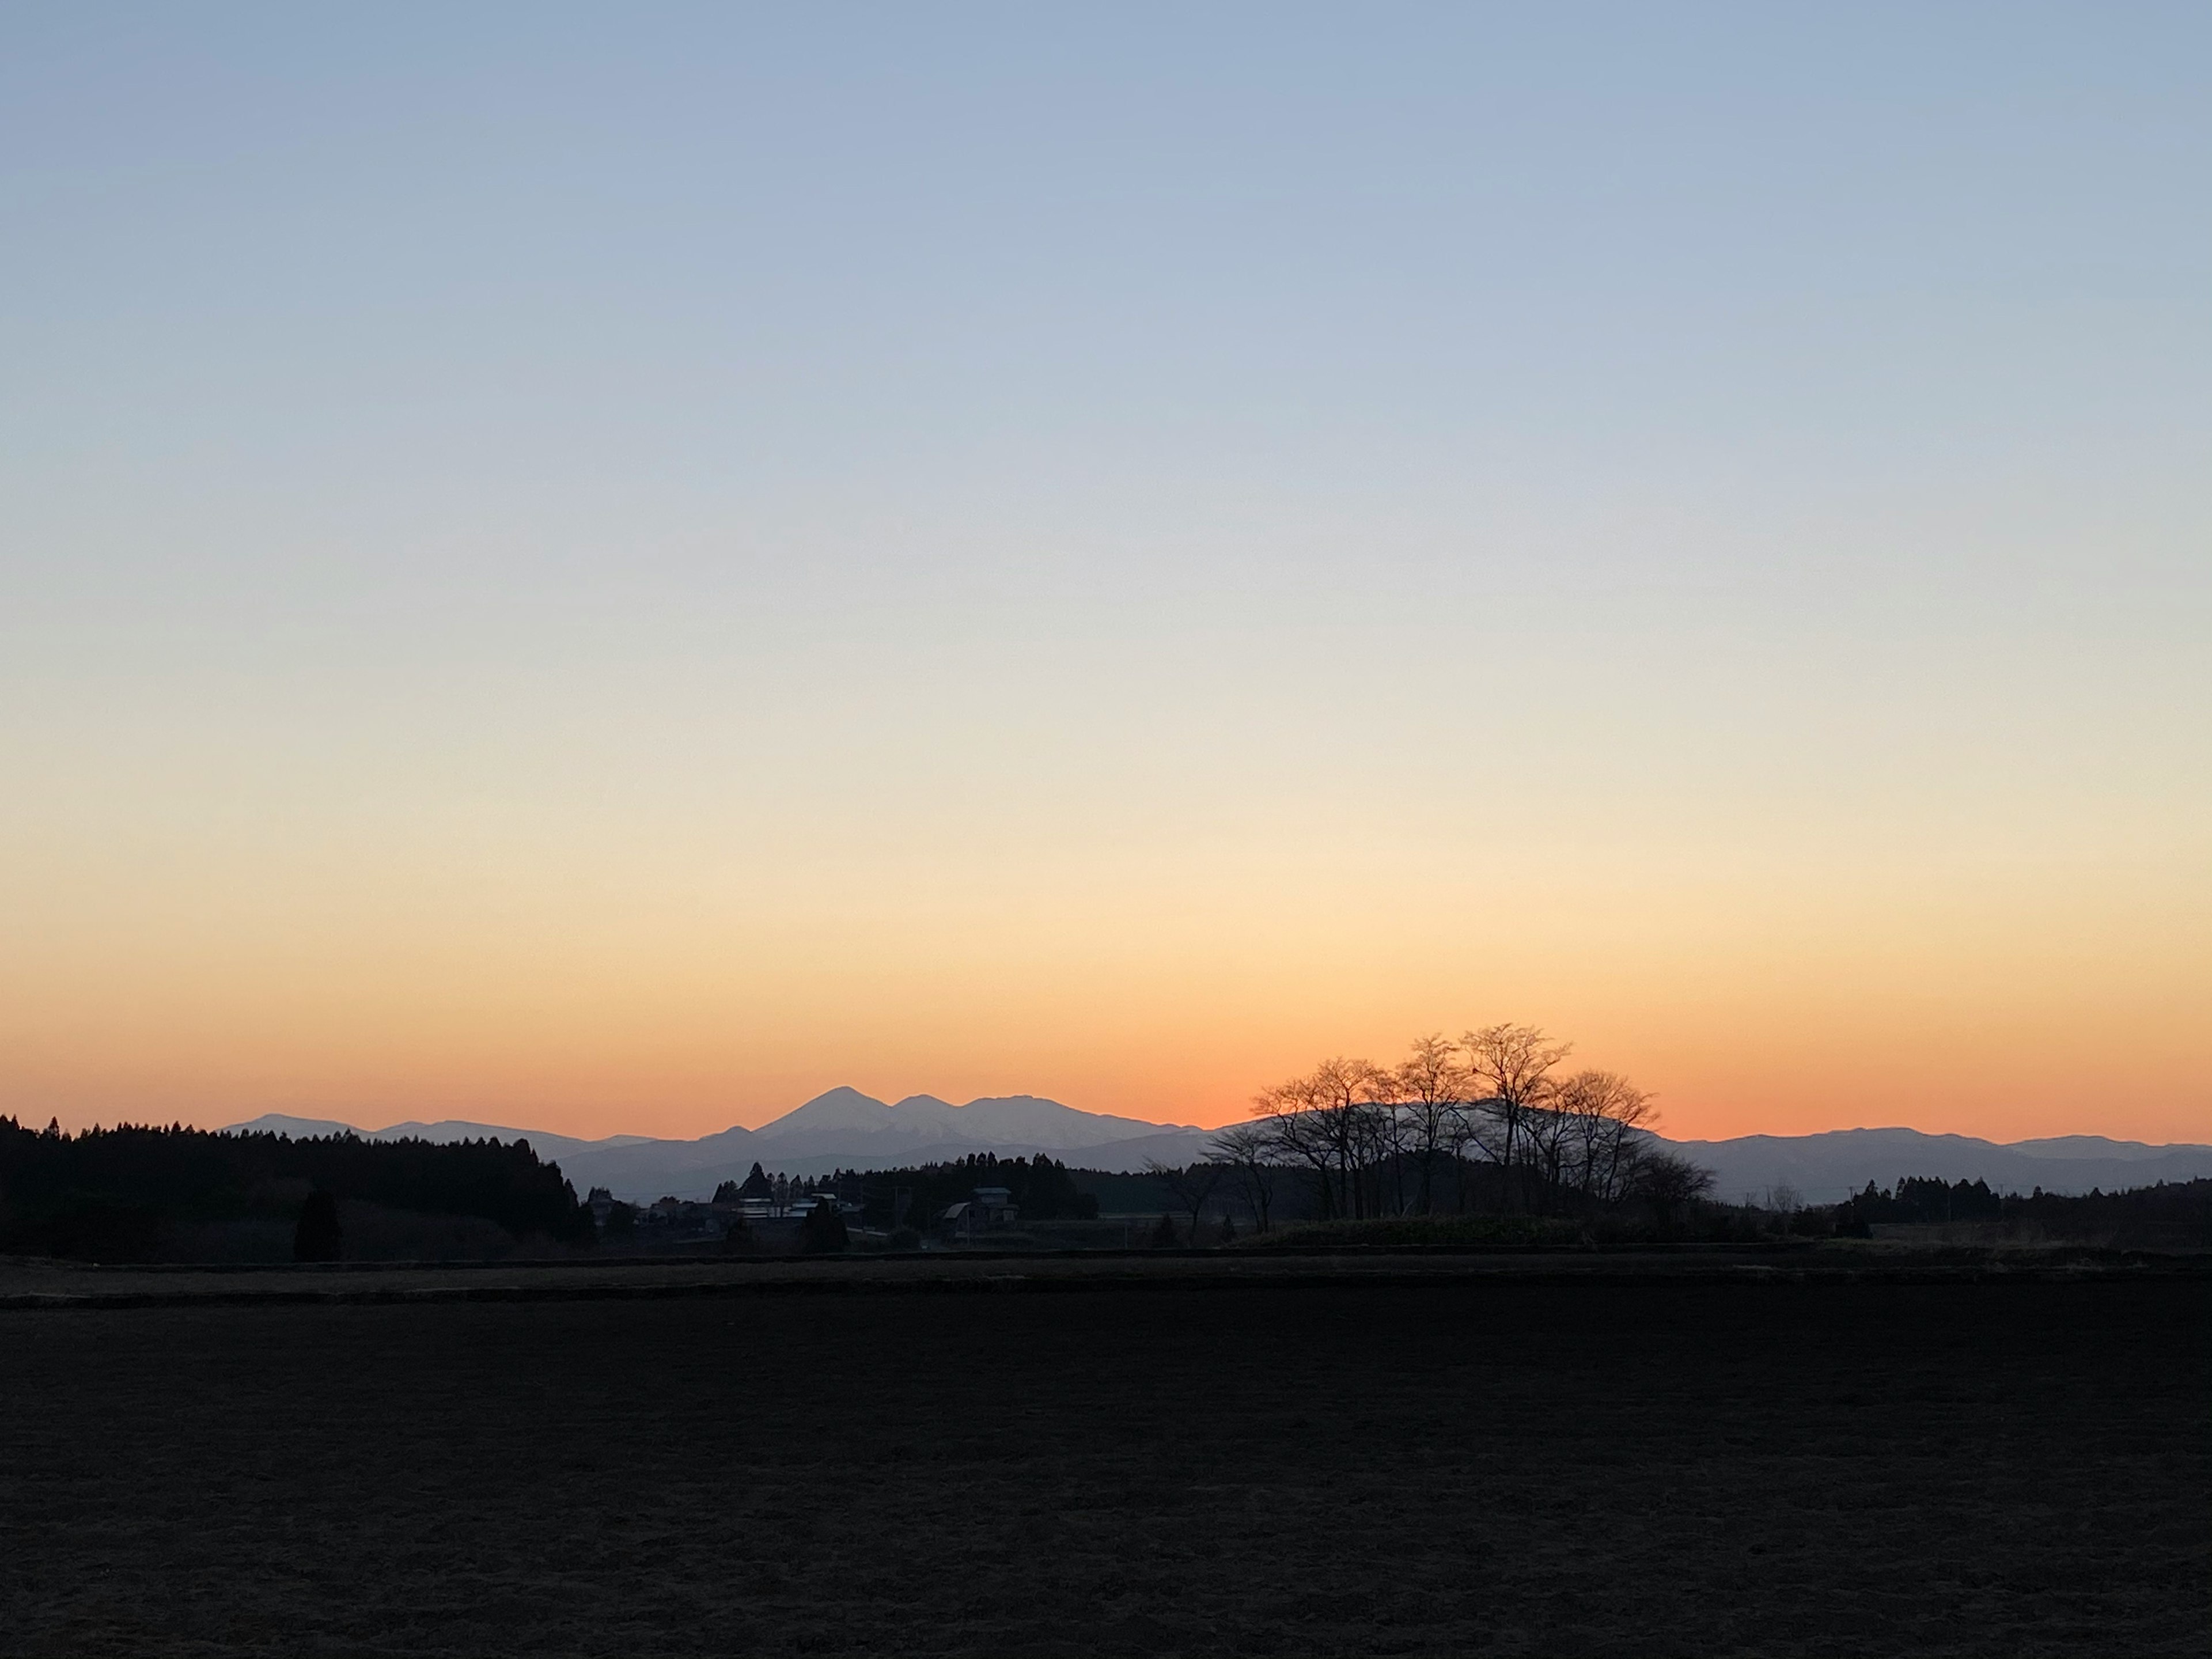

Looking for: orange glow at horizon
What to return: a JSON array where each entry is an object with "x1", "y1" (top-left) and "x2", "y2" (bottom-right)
[{"x1": 5, "y1": 805, "x2": 2205, "y2": 1148}]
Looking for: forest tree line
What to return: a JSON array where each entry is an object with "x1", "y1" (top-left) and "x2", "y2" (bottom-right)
[
  {"x1": 0, "y1": 1117, "x2": 594, "y2": 1260},
  {"x1": 840, "y1": 1152, "x2": 1103, "y2": 1230},
  {"x1": 1835, "y1": 1173, "x2": 2212, "y2": 1244}
]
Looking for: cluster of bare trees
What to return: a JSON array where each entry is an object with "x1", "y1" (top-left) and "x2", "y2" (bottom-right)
[{"x1": 1198, "y1": 1025, "x2": 1706, "y2": 1226}]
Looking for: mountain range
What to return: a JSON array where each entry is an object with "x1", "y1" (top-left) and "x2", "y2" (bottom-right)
[
  {"x1": 222, "y1": 1089, "x2": 2212, "y2": 1206},
  {"x1": 1673, "y1": 1127, "x2": 2212, "y2": 1206},
  {"x1": 224, "y1": 1087, "x2": 1214, "y2": 1200}
]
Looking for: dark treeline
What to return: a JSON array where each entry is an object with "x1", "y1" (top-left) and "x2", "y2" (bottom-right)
[
  {"x1": 1838, "y1": 1177, "x2": 2005, "y2": 1226},
  {"x1": 848, "y1": 1152, "x2": 1101, "y2": 1230},
  {"x1": 0, "y1": 1117, "x2": 594, "y2": 1261},
  {"x1": 1836, "y1": 1174, "x2": 2212, "y2": 1245}
]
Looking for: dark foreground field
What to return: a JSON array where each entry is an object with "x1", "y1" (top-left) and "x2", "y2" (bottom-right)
[{"x1": 2, "y1": 1276, "x2": 2205, "y2": 1657}]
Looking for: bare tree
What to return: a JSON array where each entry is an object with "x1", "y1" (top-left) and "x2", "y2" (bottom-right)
[
  {"x1": 1145, "y1": 1158, "x2": 1228, "y2": 1245},
  {"x1": 1207, "y1": 1120, "x2": 1281, "y2": 1233},
  {"x1": 1360, "y1": 1088, "x2": 1411, "y2": 1217},
  {"x1": 1309, "y1": 1056, "x2": 1392, "y2": 1220},
  {"x1": 1461, "y1": 1024, "x2": 1573, "y2": 1206},
  {"x1": 1393, "y1": 1034, "x2": 1467, "y2": 1215},
  {"x1": 1555, "y1": 1069, "x2": 1656, "y2": 1206},
  {"x1": 1631, "y1": 1150, "x2": 1714, "y2": 1232},
  {"x1": 1251, "y1": 1071, "x2": 1339, "y2": 1219},
  {"x1": 1251, "y1": 1057, "x2": 1389, "y2": 1220},
  {"x1": 1243, "y1": 1030, "x2": 1680, "y2": 1229},
  {"x1": 1523, "y1": 1099, "x2": 1574, "y2": 1213}
]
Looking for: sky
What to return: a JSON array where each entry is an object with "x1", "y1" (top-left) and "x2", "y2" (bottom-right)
[{"x1": 2, "y1": 3, "x2": 2207, "y2": 1146}]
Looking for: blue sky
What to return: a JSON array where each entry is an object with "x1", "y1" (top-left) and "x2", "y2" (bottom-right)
[{"x1": 2, "y1": 4, "x2": 2207, "y2": 1139}]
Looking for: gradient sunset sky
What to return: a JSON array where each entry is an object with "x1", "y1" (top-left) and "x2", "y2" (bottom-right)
[{"x1": 3, "y1": 5, "x2": 2207, "y2": 1145}]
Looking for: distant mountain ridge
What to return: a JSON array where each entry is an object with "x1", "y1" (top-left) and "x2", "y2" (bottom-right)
[
  {"x1": 750, "y1": 1087, "x2": 1183, "y2": 1153},
  {"x1": 1672, "y1": 1127, "x2": 2212, "y2": 1206},
  {"x1": 221, "y1": 1097, "x2": 2212, "y2": 1206},
  {"x1": 223, "y1": 1088, "x2": 1211, "y2": 1199}
]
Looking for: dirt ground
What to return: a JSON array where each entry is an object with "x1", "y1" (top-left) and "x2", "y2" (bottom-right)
[{"x1": 1, "y1": 1275, "x2": 2203, "y2": 1657}]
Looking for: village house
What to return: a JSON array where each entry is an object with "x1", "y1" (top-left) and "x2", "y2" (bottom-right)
[{"x1": 939, "y1": 1184, "x2": 1019, "y2": 1241}]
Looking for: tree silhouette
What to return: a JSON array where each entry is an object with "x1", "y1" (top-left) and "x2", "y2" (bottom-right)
[
  {"x1": 1632, "y1": 1152, "x2": 1713, "y2": 1234},
  {"x1": 734, "y1": 1162, "x2": 776, "y2": 1202},
  {"x1": 1207, "y1": 1120, "x2": 1280, "y2": 1232},
  {"x1": 1395, "y1": 1034, "x2": 1469, "y2": 1214},
  {"x1": 1461, "y1": 1024, "x2": 1573, "y2": 1205},
  {"x1": 1145, "y1": 1158, "x2": 1226, "y2": 1245},
  {"x1": 1251, "y1": 1057, "x2": 1390, "y2": 1219},
  {"x1": 800, "y1": 1198, "x2": 849, "y2": 1253}
]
